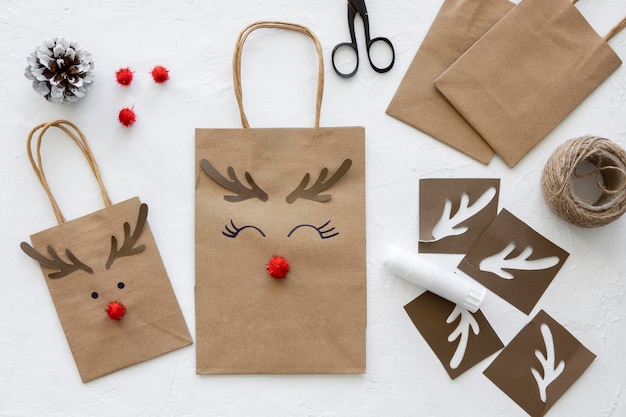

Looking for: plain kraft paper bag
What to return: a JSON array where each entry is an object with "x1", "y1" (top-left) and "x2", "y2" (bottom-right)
[
  {"x1": 434, "y1": 0, "x2": 625, "y2": 167},
  {"x1": 387, "y1": 0, "x2": 514, "y2": 164},
  {"x1": 195, "y1": 22, "x2": 366, "y2": 374},
  {"x1": 20, "y1": 120, "x2": 192, "y2": 382}
]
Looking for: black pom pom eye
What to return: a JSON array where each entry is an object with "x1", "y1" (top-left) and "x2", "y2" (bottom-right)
[
  {"x1": 91, "y1": 292, "x2": 99, "y2": 299},
  {"x1": 117, "y1": 282, "x2": 125, "y2": 289}
]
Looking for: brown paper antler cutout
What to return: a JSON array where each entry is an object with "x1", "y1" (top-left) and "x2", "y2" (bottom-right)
[
  {"x1": 200, "y1": 159, "x2": 268, "y2": 202},
  {"x1": 20, "y1": 242, "x2": 93, "y2": 279},
  {"x1": 105, "y1": 203, "x2": 148, "y2": 269},
  {"x1": 286, "y1": 159, "x2": 352, "y2": 203}
]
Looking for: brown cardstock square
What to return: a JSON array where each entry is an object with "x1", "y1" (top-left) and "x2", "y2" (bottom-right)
[
  {"x1": 404, "y1": 291, "x2": 504, "y2": 379},
  {"x1": 458, "y1": 209, "x2": 569, "y2": 314},
  {"x1": 419, "y1": 178, "x2": 500, "y2": 254},
  {"x1": 484, "y1": 310, "x2": 596, "y2": 417}
]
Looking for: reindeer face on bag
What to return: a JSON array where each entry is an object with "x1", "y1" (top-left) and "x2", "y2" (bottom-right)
[
  {"x1": 198, "y1": 157, "x2": 353, "y2": 280},
  {"x1": 22, "y1": 201, "x2": 151, "y2": 321},
  {"x1": 194, "y1": 125, "x2": 366, "y2": 374}
]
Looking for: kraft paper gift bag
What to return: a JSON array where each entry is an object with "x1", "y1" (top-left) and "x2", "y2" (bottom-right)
[
  {"x1": 195, "y1": 22, "x2": 366, "y2": 374},
  {"x1": 20, "y1": 120, "x2": 192, "y2": 382},
  {"x1": 386, "y1": 0, "x2": 514, "y2": 164},
  {"x1": 434, "y1": 0, "x2": 625, "y2": 167}
]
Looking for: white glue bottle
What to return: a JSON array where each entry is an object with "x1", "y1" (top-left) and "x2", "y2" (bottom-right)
[{"x1": 383, "y1": 245, "x2": 486, "y2": 313}]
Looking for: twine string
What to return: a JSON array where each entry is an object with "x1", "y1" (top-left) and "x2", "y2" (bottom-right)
[
  {"x1": 232, "y1": 21, "x2": 325, "y2": 129},
  {"x1": 604, "y1": 15, "x2": 626, "y2": 42},
  {"x1": 26, "y1": 119, "x2": 112, "y2": 225},
  {"x1": 541, "y1": 135, "x2": 626, "y2": 228},
  {"x1": 574, "y1": 161, "x2": 626, "y2": 196}
]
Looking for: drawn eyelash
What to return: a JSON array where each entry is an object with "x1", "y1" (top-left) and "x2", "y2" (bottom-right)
[
  {"x1": 222, "y1": 220, "x2": 266, "y2": 238},
  {"x1": 287, "y1": 220, "x2": 339, "y2": 239}
]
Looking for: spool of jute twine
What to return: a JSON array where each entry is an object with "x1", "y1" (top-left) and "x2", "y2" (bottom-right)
[{"x1": 541, "y1": 135, "x2": 626, "y2": 228}]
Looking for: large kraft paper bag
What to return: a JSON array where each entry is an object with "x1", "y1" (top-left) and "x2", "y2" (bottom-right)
[
  {"x1": 434, "y1": 0, "x2": 624, "y2": 167},
  {"x1": 195, "y1": 22, "x2": 366, "y2": 374},
  {"x1": 387, "y1": 0, "x2": 514, "y2": 164},
  {"x1": 20, "y1": 120, "x2": 192, "y2": 383}
]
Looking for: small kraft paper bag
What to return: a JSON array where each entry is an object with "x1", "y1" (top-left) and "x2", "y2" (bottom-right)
[
  {"x1": 195, "y1": 22, "x2": 366, "y2": 374},
  {"x1": 434, "y1": 0, "x2": 626, "y2": 167},
  {"x1": 386, "y1": 0, "x2": 514, "y2": 164},
  {"x1": 20, "y1": 120, "x2": 192, "y2": 382}
]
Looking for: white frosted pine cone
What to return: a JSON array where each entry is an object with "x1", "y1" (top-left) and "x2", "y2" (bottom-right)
[{"x1": 24, "y1": 37, "x2": 95, "y2": 104}]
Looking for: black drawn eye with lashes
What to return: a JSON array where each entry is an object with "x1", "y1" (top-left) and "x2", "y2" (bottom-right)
[
  {"x1": 288, "y1": 220, "x2": 339, "y2": 239},
  {"x1": 222, "y1": 220, "x2": 266, "y2": 238}
]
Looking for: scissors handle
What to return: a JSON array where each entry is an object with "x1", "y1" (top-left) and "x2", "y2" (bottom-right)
[
  {"x1": 366, "y1": 36, "x2": 395, "y2": 74},
  {"x1": 331, "y1": 42, "x2": 359, "y2": 78}
]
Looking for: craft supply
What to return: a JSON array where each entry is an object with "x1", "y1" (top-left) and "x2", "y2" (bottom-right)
[
  {"x1": 386, "y1": 0, "x2": 513, "y2": 164},
  {"x1": 457, "y1": 209, "x2": 569, "y2": 315},
  {"x1": 541, "y1": 135, "x2": 626, "y2": 228},
  {"x1": 105, "y1": 301, "x2": 126, "y2": 320},
  {"x1": 151, "y1": 65, "x2": 170, "y2": 83},
  {"x1": 118, "y1": 107, "x2": 137, "y2": 127},
  {"x1": 384, "y1": 245, "x2": 486, "y2": 313},
  {"x1": 332, "y1": 0, "x2": 395, "y2": 78},
  {"x1": 267, "y1": 255, "x2": 290, "y2": 279},
  {"x1": 404, "y1": 291, "x2": 504, "y2": 379},
  {"x1": 24, "y1": 37, "x2": 95, "y2": 104},
  {"x1": 484, "y1": 310, "x2": 596, "y2": 417},
  {"x1": 115, "y1": 67, "x2": 134, "y2": 86},
  {"x1": 419, "y1": 178, "x2": 500, "y2": 254},
  {"x1": 434, "y1": 0, "x2": 625, "y2": 167}
]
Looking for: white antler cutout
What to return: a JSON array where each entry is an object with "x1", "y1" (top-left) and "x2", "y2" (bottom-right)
[
  {"x1": 479, "y1": 242, "x2": 560, "y2": 279},
  {"x1": 531, "y1": 324, "x2": 565, "y2": 403},
  {"x1": 446, "y1": 305, "x2": 480, "y2": 369},
  {"x1": 426, "y1": 187, "x2": 497, "y2": 242}
]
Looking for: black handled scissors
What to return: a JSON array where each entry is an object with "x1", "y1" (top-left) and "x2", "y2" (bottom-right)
[{"x1": 332, "y1": 0, "x2": 395, "y2": 78}]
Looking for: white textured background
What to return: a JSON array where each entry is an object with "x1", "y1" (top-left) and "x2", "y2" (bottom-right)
[{"x1": 1, "y1": 0, "x2": 625, "y2": 416}]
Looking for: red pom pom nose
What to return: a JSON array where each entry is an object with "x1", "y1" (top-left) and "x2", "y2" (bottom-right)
[
  {"x1": 106, "y1": 301, "x2": 126, "y2": 320},
  {"x1": 267, "y1": 256, "x2": 290, "y2": 279}
]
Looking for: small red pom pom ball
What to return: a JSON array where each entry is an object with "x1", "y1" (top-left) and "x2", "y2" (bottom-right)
[
  {"x1": 115, "y1": 67, "x2": 133, "y2": 86},
  {"x1": 151, "y1": 65, "x2": 169, "y2": 83},
  {"x1": 106, "y1": 301, "x2": 126, "y2": 320},
  {"x1": 118, "y1": 107, "x2": 136, "y2": 127},
  {"x1": 267, "y1": 256, "x2": 290, "y2": 279}
]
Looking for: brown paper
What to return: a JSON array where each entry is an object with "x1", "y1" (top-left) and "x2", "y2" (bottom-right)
[
  {"x1": 434, "y1": 0, "x2": 623, "y2": 167},
  {"x1": 195, "y1": 21, "x2": 366, "y2": 375},
  {"x1": 484, "y1": 310, "x2": 596, "y2": 417},
  {"x1": 386, "y1": 0, "x2": 514, "y2": 164},
  {"x1": 404, "y1": 292, "x2": 504, "y2": 379},
  {"x1": 25, "y1": 197, "x2": 192, "y2": 382},
  {"x1": 458, "y1": 209, "x2": 569, "y2": 314},
  {"x1": 419, "y1": 178, "x2": 500, "y2": 254},
  {"x1": 195, "y1": 128, "x2": 366, "y2": 374}
]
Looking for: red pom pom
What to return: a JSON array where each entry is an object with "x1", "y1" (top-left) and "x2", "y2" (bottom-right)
[
  {"x1": 151, "y1": 65, "x2": 169, "y2": 83},
  {"x1": 118, "y1": 107, "x2": 136, "y2": 127},
  {"x1": 115, "y1": 67, "x2": 133, "y2": 86},
  {"x1": 267, "y1": 255, "x2": 290, "y2": 279},
  {"x1": 106, "y1": 301, "x2": 126, "y2": 320}
]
